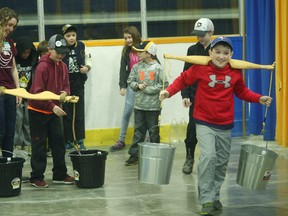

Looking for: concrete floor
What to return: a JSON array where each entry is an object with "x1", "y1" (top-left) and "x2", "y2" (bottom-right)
[{"x1": 1, "y1": 136, "x2": 288, "y2": 216}]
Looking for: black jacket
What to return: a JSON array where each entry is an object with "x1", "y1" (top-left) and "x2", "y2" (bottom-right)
[
  {"x1": 15, "y1": 36, "x2": 38, "y2": 91},
  {"x1": 119, "y1": 47, "x2": 131, "y2": 89},
  {"x1": 181, "y1": 42, "x2": 211, "y2": 99},
  {"x1": 62, "y1": 41, "x2": 88, "y2": 89}
]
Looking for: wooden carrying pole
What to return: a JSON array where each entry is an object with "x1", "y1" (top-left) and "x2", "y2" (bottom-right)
[
  {"x1": 0, "y1": 87, "x2": 79, "y2": 103},
  {"x1": 164, "y1": 53, "x2": 275, "y2": 70}
]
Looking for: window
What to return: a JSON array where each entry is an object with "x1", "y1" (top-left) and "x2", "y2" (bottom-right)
[{"x1": 3, "y1": 0, "x2": 239, "y2": 42}]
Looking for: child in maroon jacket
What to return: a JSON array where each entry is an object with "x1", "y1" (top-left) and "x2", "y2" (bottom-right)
[{"x1": 28, "y1": 34, "x2": 74, "y2": 188}]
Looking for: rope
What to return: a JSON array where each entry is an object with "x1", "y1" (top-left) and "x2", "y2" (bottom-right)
[
  {"x1": 260, "y1": 64, "x2": 275, "y2": 148},
  {"x1": 71, "y1": 103, "x2": 80, "y2": 152},
  {"x1": 159, "y1": 58, "x2": 172, "y2": 126}
]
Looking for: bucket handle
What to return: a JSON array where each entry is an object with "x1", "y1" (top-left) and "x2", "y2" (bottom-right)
[
  {"x1": 260, "y1": 66, "x2": 274, "y2": 149},
  {"x1": 69, "y1": 151, "x2": 103, "y2": 157},
  {"x1": 250, "y1": 145, "x2": 270, "y2": 157},
  {"x1": 146, "y1": 124, "x2": 173, "y2": 148},
  {"x1": 0, "y1": 150, "x2": 20, "y2": 162},
  {"x1": 1, "y1": 149, "x2": 17, "y2": 157}
]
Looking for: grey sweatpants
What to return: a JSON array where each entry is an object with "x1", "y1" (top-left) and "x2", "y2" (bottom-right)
[{"x1": 196, "y1": 124, "x2": 231, "y2": 205}]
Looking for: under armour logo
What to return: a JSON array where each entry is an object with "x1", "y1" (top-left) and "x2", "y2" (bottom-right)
[{"x1": 208, "y1": 75, "x2": 231, "y2": 88}]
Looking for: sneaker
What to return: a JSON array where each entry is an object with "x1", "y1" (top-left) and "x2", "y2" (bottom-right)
[
  {"x1": 182, "y1": 155, "x2": 194, "y2": 174},
  {"x1": 65, "y1": 141, "x2": 73, "y2": 151},
  {"x1": 201, "y1": 202, "x2": 214, "y2": 215},
  {"x1": 31, "y1": 179, "x2": 49, "y2": 188},
  {"x1": 21, "y1": 176, "x2": 30, "y2": 183},
  {"x1": 78, "y1": 140, "x2": 86, "y2": 150},
  {"x1": 213, "y1": 200, "x2": 222, "y2": 210},
  {"x1": 53, "y1": 176, "x2": 75, "y2": 185},
  {"x1": 125, "y1": 155, "x2": 138, "y2": 166},
  {"x1": 110, "y1": 141, "x2": 125, "y2": 152}
]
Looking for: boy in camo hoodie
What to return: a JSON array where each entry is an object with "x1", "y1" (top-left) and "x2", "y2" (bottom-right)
[{"x1": 125, "y1": 41, "x2": 169, "y2": 166}]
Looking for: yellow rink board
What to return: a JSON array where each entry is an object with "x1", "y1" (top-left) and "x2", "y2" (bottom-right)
[{"x1": 85, "y1": 125, "x2": 171, "y2": 147}]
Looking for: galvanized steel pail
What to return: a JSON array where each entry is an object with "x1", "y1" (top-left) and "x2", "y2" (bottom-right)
[
  {"x1": 236, "y1": 144, "x2": 278, "y2": 190},
  {"x1": 138, "y1": 142, "x2": 176, "y2": 185}
]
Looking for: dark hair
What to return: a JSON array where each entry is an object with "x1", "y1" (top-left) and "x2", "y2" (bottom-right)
[
  {"x1": 0, "y1": 7, "x2": 19, "y2": 28},
  {"x1": 122, "y1": 26, "x2": 142, "y2": 56},
  {"x1": 37, "y1": 40, "x2": 48, "y2": 56}
]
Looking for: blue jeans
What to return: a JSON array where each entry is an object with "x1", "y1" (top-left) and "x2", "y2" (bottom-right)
[
  {"x1": 0, "y1": 95, "x2": 16, "y2": 157},
  {"x1": 119, "y1": 86, "x2": 135, "y2": 142}
]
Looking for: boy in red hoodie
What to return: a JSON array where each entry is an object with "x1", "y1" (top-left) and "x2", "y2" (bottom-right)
[
  {"x1": 28, "y1": 34, "x2": 74, "y2": 188},
  {"x1": 160, "y1": 37, "x2": 272, "y2": 215}
]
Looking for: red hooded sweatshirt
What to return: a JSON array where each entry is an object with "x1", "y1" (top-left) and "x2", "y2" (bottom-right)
[
  {"x1": 166, "y1": 62, "x2": 261, "y2": 128},
  {"x1": 28, "y1": 54, "x2": 70, "y2": 113}
]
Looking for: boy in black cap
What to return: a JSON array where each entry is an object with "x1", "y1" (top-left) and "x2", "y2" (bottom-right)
[
  {"x1": 160, "y1": 37, "x2": 272, "y2": 215},
  {"x1": 28, "y1": 34, "x2": 74, "y2": 188},
  {"x1": 61, "y1": 24, "x2": 92, "y2": 151}
]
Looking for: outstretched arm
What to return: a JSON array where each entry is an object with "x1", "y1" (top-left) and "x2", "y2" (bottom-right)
[
  {"x1": 159, "y1": 90, "x2": 170, "y2": 101},
  {"x1": 259, "y1": 96, "x2": 272, "y2": 107}
]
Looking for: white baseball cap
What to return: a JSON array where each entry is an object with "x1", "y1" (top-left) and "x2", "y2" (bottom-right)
[{"x1": 192, "y1": 18, "x2": 214, "y2": 36}]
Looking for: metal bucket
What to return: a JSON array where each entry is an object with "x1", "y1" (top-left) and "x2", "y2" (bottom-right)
[
  {"x1": 138, "y1": 142, "x2": 176, "y2": 185},
  {"x1": 236, "y1": 144, "x2": 278, "y2": 190}
]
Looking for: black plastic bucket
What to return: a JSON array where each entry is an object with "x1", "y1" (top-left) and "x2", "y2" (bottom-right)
[
  {"x1": 0, "y1": 157, "x2": 25, "y2": 197},
  {"x1": 69, "y1": 150, "x2": 108, "y2": 188}
]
